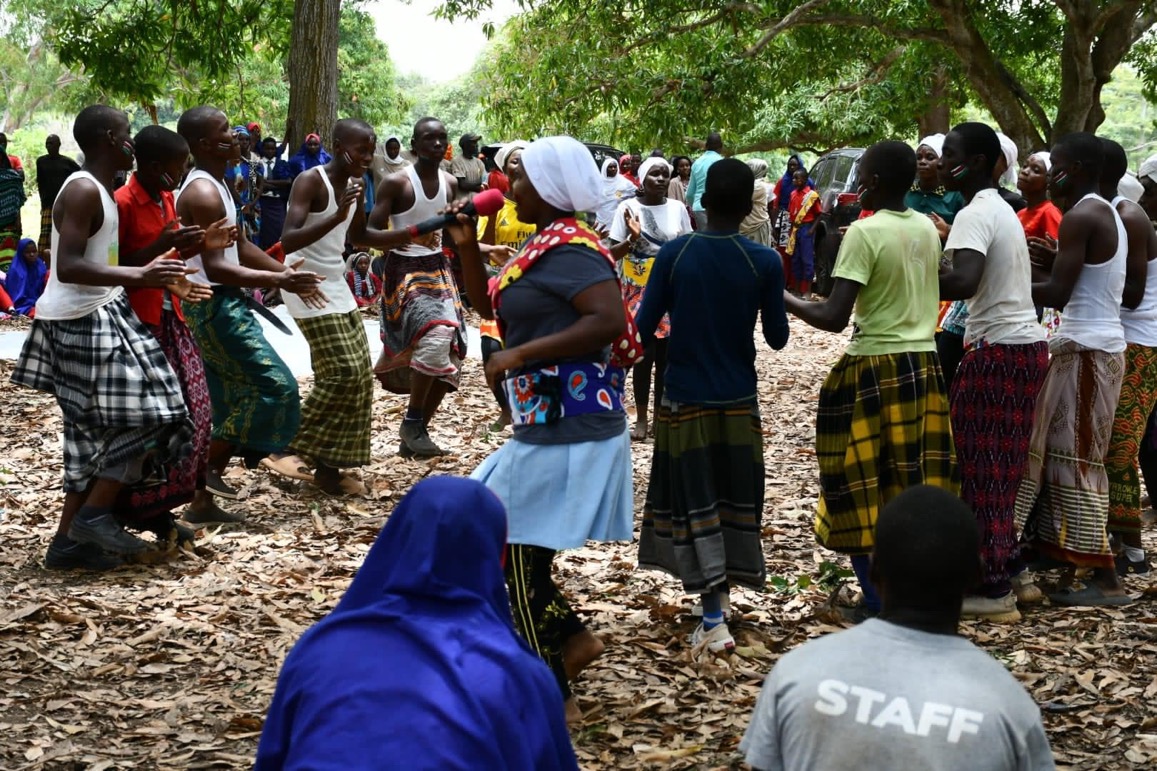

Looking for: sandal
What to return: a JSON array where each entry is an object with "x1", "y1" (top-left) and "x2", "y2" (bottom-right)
[
  {"x1": 316, "y1": 474, "x2": 368, "y2": 497},
  {"x1": 259, "y1": 454, "x2": 315, "y2": 482},
  {"x1": 1048, "y1": 584, "x2": 1131, "y2": 607}
]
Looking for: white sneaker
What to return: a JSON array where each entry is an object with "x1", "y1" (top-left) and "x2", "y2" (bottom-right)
[
  {"x1": 1010, "y1": 572, "x2": 1043, "y2": 604},
  {"x1": 690, "y1": 595, "x2": 732, "y2": 619},
  {"x1": 689, "y1": 622, "x2": 735, "y2": 652},
  {"x1": 961, "y1": 592, "x2": 1022, "y2": 623}
]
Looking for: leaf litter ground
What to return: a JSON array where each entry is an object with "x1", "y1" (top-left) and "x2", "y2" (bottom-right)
[{"x1": 1, "y1": 316, "x2": 1155, "y2": 770}]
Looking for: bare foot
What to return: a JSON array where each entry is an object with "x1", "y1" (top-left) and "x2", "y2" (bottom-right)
[
  {"x1": 564, "y1": 697, "x2": 583, "y2": 725},
  {"x1": 563, "y1": 630, "x2": 605, "y2": 681}
]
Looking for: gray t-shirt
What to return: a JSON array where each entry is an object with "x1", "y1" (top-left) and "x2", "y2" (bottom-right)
[
  {"x1": 498, "y1": 243, "x2": 625, "y2": 445},
  {"x1": 740, "y1": 619, "x2": 1055, "y2": 771}
]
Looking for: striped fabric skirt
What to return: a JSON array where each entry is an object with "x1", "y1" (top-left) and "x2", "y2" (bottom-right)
[
  {"x1": 638, "y1": 399, "x2": 766, "y2": 593},
  {"x1": 184, "y1": 293, "x2": 301, "y2": 460},
  {"x1": 292, "y1": 310, "x2": 373, "y2": 468},
  {"x1": 815, "y1": 351, "x2": 958, "y2": 555},
  {"x1": 10, "y1": 293, "x2": 192, "y2": 492},
  {"x1": 1015, "y1": 342, "x2": 1125, "y2": 568},
  {"x1": 38, "y1": 208, "x2": 52, "y2": 253},
  {"x1": 116, "y1": 309, "x2": 212, "y2": 521},
  {"x1": 375, "y1": 249, "x2": 466, "y2": 392},
  {"x1": 1105, "y1": 344, "x2": 1157, "y2": 537}
]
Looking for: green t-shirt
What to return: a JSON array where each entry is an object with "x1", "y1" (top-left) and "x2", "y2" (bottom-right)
[{"x1": 833, "y1": 209, "x2": 941, "y2": 356}]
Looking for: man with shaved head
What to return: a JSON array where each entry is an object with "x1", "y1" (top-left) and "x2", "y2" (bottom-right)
[
  {"x1": 175, "y1": 105, "x2": 326, "y2": 500},
  {"x1": 36, "y1": 134, "x2": 80, "y2": 253},
  {"x1": 270, "y1": 118, "x2": 375, "y2": 496}
]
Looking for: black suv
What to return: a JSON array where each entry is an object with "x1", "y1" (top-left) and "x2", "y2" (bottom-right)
[{"x1": 808, "y1": 147, "x2": 865, "y2": 296}]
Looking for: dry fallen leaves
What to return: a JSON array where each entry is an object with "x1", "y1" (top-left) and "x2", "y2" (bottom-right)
[{"x1": 1, "y1": 316, "x2": 1154, "y2": 770}]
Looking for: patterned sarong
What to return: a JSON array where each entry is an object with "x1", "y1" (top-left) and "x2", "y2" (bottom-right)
[
  {"x1": 10, "y1": 293, "x2": 192, "y2": 492},
  {"x1": 116, "y1": 309, "x2": 212, "y2": 521},
  {"x1": 184, "y1": 292, "x2": 301, "y2": 459},
  {"x1": 375, "y1": 249, "x2": 465, "y2": 392},
  {"x1": 1015, "y1": 342, "x2": 1125, "y2": 569},
  {"x1": 815, "y1": 351, "x2": 958, "y2": 555},
  {"x1": 951, "y1": 342, "x2": 1048, "y2": 593},
  {"x1": 639, "y1": 399, "x2": 766, "y2": 592},
  {"x1": 1105, "y1": 343, "x2": 1157, "y2": 537},
  {"x1": 38, "y1": 208, "x2": 52, "y2": 254},
  {"x1": 292, "y1": 309, "x2": 373, "y2": 468}
]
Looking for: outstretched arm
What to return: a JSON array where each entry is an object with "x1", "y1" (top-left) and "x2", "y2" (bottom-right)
[{"x1": 784, "y1": 278, "x2": 858, "y2": 335}]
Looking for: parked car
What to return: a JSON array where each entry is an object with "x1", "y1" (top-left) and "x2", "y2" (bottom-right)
[{"x1": 807, "y1": 147, "x2": 865, "y2": 296}]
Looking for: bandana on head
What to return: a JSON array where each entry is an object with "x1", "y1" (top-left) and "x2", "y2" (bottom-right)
[
  {"x1": 521, "y1": 137, "x2": 603, "y2": 213},
  {"x1": 916, "y1": 134, "x2": 946, "y2": 159},
  {"x1": 996, "y1": 133, "x2": 1019, "y2": 188},
  {"x1": 635, "y1": 157, "x2": 670, "y2": 184}
]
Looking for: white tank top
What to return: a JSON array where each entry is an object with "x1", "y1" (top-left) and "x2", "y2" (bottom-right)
[
  {"x1": 282, "y1": 166, "x2": 357, "y2": 319},
  {"x1": 177, "y1": 169, "x2": 240, "y2": 286},
  {"x1": 35, "y1": 171, "x2": 123, "y2": 320},
  {"x1": 1054, "y1": 193, "x2": 1127, "y2": 353},
  {"x1": 388, "y1": 164, "x2": 448, "y2": 257},
  {"x1": 1114, "y1": 195, "x2": 1157, "y2": 347}
]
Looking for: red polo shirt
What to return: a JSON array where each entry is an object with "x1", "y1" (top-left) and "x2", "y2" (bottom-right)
[{"x1": 115, "y1": 173, "x2": 182, "y2": 325}]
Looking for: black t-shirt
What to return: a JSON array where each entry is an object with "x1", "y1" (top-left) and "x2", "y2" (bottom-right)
[
  {"x1": 37, "y1": 154, "x2": 81, "y2": 209},
  {"x1": 499, "y1": 243, "x2": 625, "y2": 444}
]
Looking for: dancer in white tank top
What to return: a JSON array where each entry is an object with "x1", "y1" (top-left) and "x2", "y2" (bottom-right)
[
  {"x1": 10, "y1": 105, "x2": 193, "y2": 570},
  {"x1": 174, "y1": 106, "x2": 326, "y2": 499},
  {"x1": 1100, "y1": 138, "x2": 1157, "y2": 576},
  {"x1": 1015, "y1": 132, "x2": 1131, "y2": 608},
  {"x1": 357, "y1": 116, "x2": 465, "y2": 459},
  {"x1": 269, "y1": 119, "x2": 375, "y2": 496}
]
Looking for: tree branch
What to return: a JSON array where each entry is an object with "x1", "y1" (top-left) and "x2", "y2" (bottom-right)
[
  {"x1": 817, "y1": 46, "x2": 905, "y2": 99},
  {"x1": 741, "y1": 0, "x2": 832, "y2": 59}
]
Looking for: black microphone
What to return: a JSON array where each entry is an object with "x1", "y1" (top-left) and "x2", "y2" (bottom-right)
[{"x1": 405, "y1": 188, "x2": 506, "y2": 237}]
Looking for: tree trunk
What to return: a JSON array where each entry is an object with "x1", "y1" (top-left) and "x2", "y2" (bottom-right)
[
  {"x1": 916, "y1": 66, "x2": 950, "y2": 138},
  {"x1": 285, "y1": 0, "x2": 341, "y2": 151}
]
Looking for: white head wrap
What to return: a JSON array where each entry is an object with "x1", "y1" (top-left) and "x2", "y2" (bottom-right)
[
  {"x1": 747, "y1": 158, "x2": 769, "y2": 179},
  {"x1": 635, "y1": 156, "x2": 671, "y2": 183},
  {"x1": 600, "y1": 158, "x2": 619, "y2": 177},
  {"x1": 1140, "y1": 154, "x2": 1157, "y2": 183},
  {"x1": 494, "y1": 141, "x2": 528, "y2": 174},
  {"x1": 521, "y1": 136, "x2": 603, "y2": 213},
  {"x1": 1028, "y1": 151, "x2": 1051, "y2": 172},
  {"x1": 916, "y1": 133, "x2": 946, "y2": 159},
  {"x1": 381, "y1": 135, "x2": 408, "y2": 168},
  {"x1": 1118, "y1": 173, "x2": 1145, "y2": 203},
  {"x1": 996, "y1": 133, "x2": 1019, "y2": 188}
]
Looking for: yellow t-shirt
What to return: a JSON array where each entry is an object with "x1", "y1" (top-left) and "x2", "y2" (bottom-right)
[
  {"x1": 833, "y1": 209, "x2": 941, "y2": 356},
  {"x1": 477, "y1": 199, "x2": 535, "y2": 340}
]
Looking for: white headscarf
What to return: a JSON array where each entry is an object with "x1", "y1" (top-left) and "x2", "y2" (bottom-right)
[
  {"x1": 382, "y1": 136, "x2": 408, "y2": 169},
  {"x1": 1140, "y1": 154, "x2": 1157, "y2": 183},
  {"x1": 521, "y1": 136, "x2": 603, "y2": 213},
  {"x1": 635, "y1": 156, "x2": 671, "y2": 184},
  {"x1": 1028, "y1": 151, "x2": 1051, "y2": 172},
  {"x1": 1118, "y1": 173, "x2": 1145, "y2": 203},
  {"x1": 917, "y1": 133, "x2": 946, "y2": 158},
  {"x1": 996, "y1": 133, "x2": 1019, "y2": 188},
  {"x1": 747, "y1": 158, "x2": 769, "y2": 179},
  {"x1": 494, "y1": 141, "x2": 528, "y2": 174}
]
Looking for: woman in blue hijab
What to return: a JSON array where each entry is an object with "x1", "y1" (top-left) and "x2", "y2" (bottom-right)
[
  {"x1": 4, "y1": 237, "x2": 45, "y2": 316},
  {"x1": 771, "y1": 153, "x2": 812, "y2": 264},
  {"x1": 255, "y1": 476, "x2": 579, "y2": 771}
]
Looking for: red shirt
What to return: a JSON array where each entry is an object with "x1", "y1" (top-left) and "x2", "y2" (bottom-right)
[
  {"x1": 1017, "y1": 199, "x2": 1062, "y2": 242},
  {"x1": 488, "y1": 169, "x2": 509, "y2": 194},
  {"x1": 115, "y1": 173, "x2": 182, "y2": 325},
  {"x1": 789, "y1": 185, "x2": 820, "y2": 225}
]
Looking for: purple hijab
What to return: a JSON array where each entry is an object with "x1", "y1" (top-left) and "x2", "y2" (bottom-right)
[{"x1": 5, "y1": 238, "x2": 45, "y2": 314}]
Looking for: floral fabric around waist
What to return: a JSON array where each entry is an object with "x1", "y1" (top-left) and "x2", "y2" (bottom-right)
[{"x1": 504, "y1": 362, "x2": 625, "y2": 426}]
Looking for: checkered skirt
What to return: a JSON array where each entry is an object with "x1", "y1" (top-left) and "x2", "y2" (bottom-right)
[
  {"x1": 814, "y1": 351, "x2": 958, "y2": 555},
  {"x1": 11, "y1": 292, "x2": 193, "y2": 491}
]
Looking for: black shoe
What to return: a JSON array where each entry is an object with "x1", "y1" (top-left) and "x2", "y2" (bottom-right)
[
  {"x1": 399, "y1": 421, "x2": 444, "y2": 457},
  {"x1": 397, "y1": 440, "x2": 415, "y2": 459},
  {"x1": 205, "y1": 471, "x2": 239, "y2": 500},
  {"x1": 44, "y1": 535, "x2": 124, "y2": 571},
  {"x1": 1116, "y1": 551, "x2": 1151, "y2": 576},
  {"x1": 68, "y1": 509, "x2": 151, "y2": 555}
]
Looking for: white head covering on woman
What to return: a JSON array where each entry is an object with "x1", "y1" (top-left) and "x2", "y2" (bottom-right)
[
  {"x1": 1028, "y1": 151, "x2": 1051, "y2": 172},
  {"x1": 494, "y1": 141, "x2": 528, "y2": 175},
  {"x1": 1140, "y1": 154, "x2": 1157, "y2": 183},
  {"x1": 521, "y1": 136, "x2": 604, "y2": 213},
  {"x1": 1118, "y1": 173, "x2": 1145, "y2": 203},
  {"x1": 996, "y1": 133, "x2": 1019, "y2": 188},
  {"x1": 916, "y1": 133, "x2": 946, "y2": 158},
  {"x1": 635, "y1": 156, "x2": 671, "y2": 184},
  {"x1": 747, "y1": 158, "x2": 770, "y2": 179},
  {"x1": 382, "y1": 136, "x2": 409, "y2": 170}
]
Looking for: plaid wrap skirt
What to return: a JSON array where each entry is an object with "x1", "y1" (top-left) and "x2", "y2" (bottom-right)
[
  {"x1": 815, "y1": 351, "x2": 958, "y2": 555},
  {"x1": 292, "y1": 309, "x2": 373, "y2": 468},
  {"x1": 10, "y1": 292, "x2": 193, "y2": 492}
]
